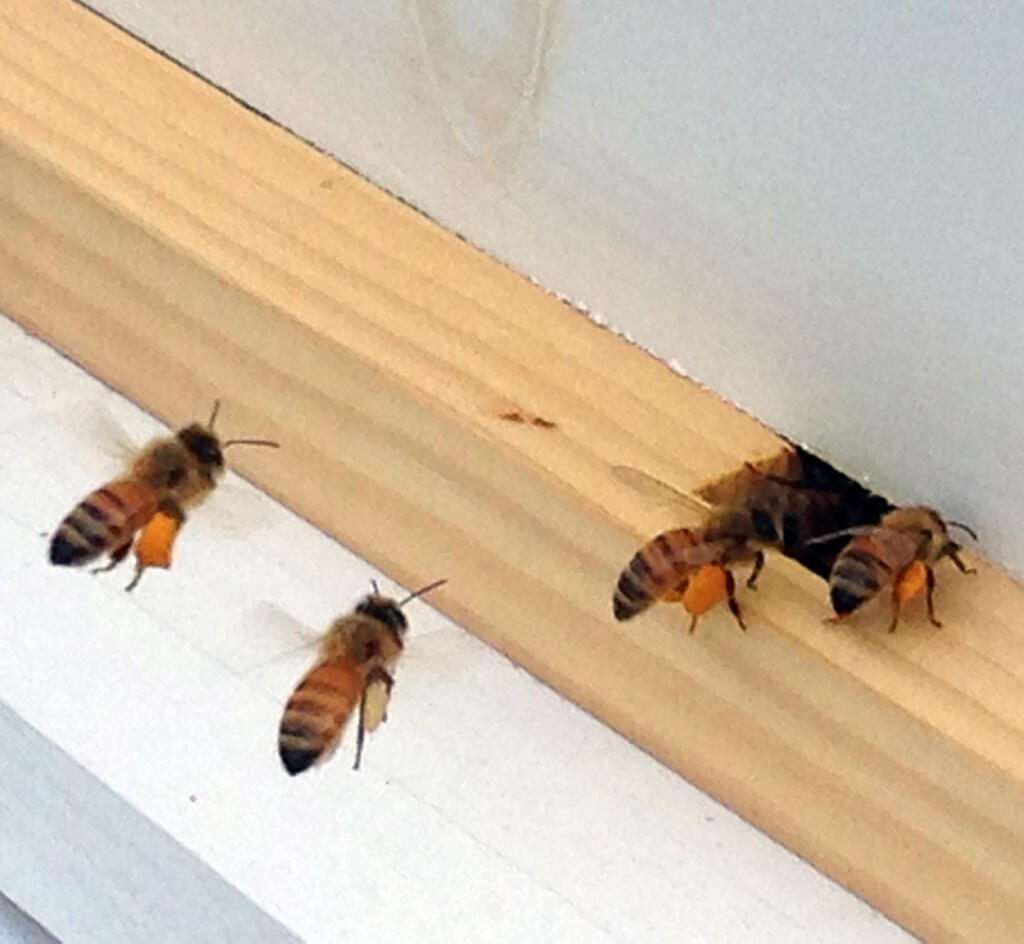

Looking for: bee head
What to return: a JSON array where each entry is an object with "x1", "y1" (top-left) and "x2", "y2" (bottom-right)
[
  {"x1": 355, "y1": 595, "x2": 409, "y2": 636},
  {"x1": 880, "y1": 506, "x2": 962, "y2": 560},
  {"x1": 176, "y1": 423, "x2": 225, "y2": 473},
  {"x1": 176, "y1": 400, "x2": 279, "y2": 479}
]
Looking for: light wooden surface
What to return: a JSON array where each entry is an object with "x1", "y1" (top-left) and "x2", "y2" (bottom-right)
[{"x1": 1, "y1": 2, "x2": 1023, "y2": 940}]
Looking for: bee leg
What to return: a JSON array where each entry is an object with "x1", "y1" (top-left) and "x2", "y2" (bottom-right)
[
  {"x1": 354, "y1": 688, "x2": 368, "y2": 771},
  {"x1": 746, "y1": 551, "x2": 765, "y2": 589},
  {"x1": 124, "y1": 561, "x2": 146, "y2": 592},
  {"x1": 946, "y1": 545, "x2": 977, "y2": 575},
  {"x1": 90, "y1": 540, "x2": 131, "y2": 574},
  {"x1": 687, "y1": 613, "x2": 699, "y2": 634},
  {"x1": 353, "y1": 668, "x2": 394, "y2": 771},
  {"x1": 887, "y1": 584, "x2": 903, "y2": 633},
  {"x1": 725, "y1": 570, "x2": 747, "y2": 631},
  {"x1": 924, "y1": 565, "x2": 943, "y2": 628}
]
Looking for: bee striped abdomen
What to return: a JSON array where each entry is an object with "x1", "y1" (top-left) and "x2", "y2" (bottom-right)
[
  {"x1": 279, "y1": 659, "x2": 364, "y2": 776},
  {"x1": 613, "y1": 529, "x2": 699, "y2": 621},
  {"x1": 49, "y1": 480, "x2": 157, "y2": 566},
  {"x1": 830, "y1": 542, "x2": 890, "y2": 615}
]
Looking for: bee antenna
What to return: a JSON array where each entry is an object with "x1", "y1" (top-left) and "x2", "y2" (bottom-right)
[
  {"x1": 370, "y1": 579, "x2": 380, "y2": 595},
  {"x1": 222, "y1": 438, "x2": 281, "y2": 450},
  {"x1": 397, "y1": 578, "x2": 447, "y2": 607},
  {"x1": 207, "y1": 400, "x2": 221, "y2": 430},
  {"x1": 947, "y1": 520, "x2": 978, "y2": 541}
]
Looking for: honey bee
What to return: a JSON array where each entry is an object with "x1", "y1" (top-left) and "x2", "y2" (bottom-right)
[
  {"x1": 613, "y1": 506, "x2": 767, "y2": 633},
  {"x1": 612, "y1": 448, "x2": 891, "y2": 633},
  {"x1": 278, "y1": 579, "x2": 447, "y2": 775},
  {"x1": 49, "y1": 401, "x2": 278, "y2": 590},
  {"x1": 821, "y1": 506, "x2": 976, "y2": 632}
]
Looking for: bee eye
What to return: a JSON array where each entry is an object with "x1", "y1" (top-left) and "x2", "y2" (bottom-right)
[{"x1": 167, "y1": 468, "x2": 185, "y2": 488}]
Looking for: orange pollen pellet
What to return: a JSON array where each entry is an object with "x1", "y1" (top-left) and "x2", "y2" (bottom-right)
[
  {"x1": 134, "y1": 509, "x2": 183, "y2": 571},
  {"x1": 896, "y1": 560, "x2": 928, "y2": 605},
  {"x1": 682, "y1": 565, "x2": 728, "y2": 616}
]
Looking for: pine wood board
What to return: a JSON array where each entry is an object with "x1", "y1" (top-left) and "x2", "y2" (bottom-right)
[{"x1": 1, "y1": 2, "x2": 1023, "y2": 939}]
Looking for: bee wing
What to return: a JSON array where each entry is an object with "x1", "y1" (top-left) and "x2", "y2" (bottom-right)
[
  {"x1": 678, "y1": 538, "x2": 732, "y2": 567},
  {"x1": 238, "y1": 601, "x2": 322, "y2": 674},
  {"x1": 0, "y1": 402, "x2": 158, "y2": 533},
  {"x1": 68, "y1": 402, "x2": 145, "y2": 464},
  {"x1": 610, "y1": 465, "x2": 710, "y2": 521},
  {"x1": 0, "y1": 401, "x2": 144, "y2": 477},
  {"x1": 190, "y1": 473, "x2": 278, "y2": 538}
]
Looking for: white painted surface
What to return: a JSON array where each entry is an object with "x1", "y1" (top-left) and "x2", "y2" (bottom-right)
[
  {"x1": 0, "y1": 895, "x2": 54, "y2": 944},
  {"x1": 0, "y1": 701, "x2": 298, "y2": 944},
  {"x1": 81, "y1": 0, "x2": 1024, "y2": 577},
  {"x1": 0, "y1": 315, "x2": 909, "y2": 941}
]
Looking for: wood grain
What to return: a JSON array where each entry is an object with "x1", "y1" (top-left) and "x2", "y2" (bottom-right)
[{"x1": 1, "y1": 2, "x2": 1023, "y2": 939}]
